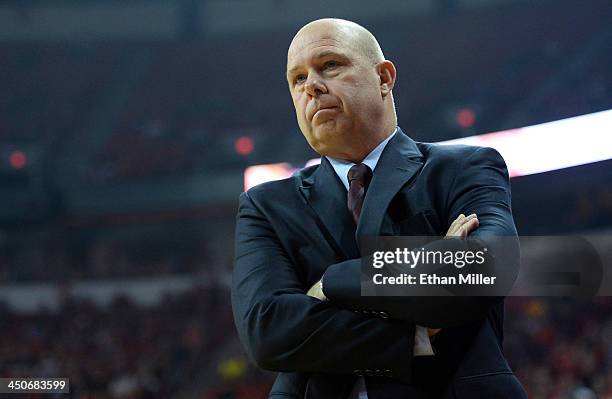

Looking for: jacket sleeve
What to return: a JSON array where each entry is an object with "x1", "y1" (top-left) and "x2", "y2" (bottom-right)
[
  {"x1": 231, "y1": 191, "x2": 417, "y2": 382},
  {"x1": 321, "y1": 147, "x2": 520, "y2": 328}
]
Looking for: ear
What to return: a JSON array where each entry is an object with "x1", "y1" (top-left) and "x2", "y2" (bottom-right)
[{"x1": 377, "y1": 60, "x2": 396, "y2": 98}]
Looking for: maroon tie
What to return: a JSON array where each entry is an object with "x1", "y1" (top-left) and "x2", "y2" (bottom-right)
[{"x1": 347, "y1": 163, "x2": 372, "y2": 225}]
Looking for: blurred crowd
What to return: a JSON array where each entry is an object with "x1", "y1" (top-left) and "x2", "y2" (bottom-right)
[
  {"x1": 0, "y1": 284, "x2": 233, "y2": 399},
  {"x1": 506, "y1": 297, "x2": 612, "y2": 399},
  {"x1": 0, "y1": 226, "x2": 221, "y2": 282}
]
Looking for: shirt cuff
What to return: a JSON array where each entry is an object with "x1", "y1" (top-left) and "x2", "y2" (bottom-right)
[{"x1": 413, "y1": 325, "x2": 435, "y2": 356}]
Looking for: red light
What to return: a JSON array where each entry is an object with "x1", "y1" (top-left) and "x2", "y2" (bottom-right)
[
  {"x1": 9, "y1": 150, "x2": 27, "y2": 169},
  {"x1": 456, "y1": 108, "x2": 476, "y2": 128},
  {"x1": 235, "y1": 136, "x2": 254, "y2": 156}
]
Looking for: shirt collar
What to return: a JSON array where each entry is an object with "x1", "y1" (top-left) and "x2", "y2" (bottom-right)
[{"x1": 326, "y1": 127, "x2": 398, "y2": 191}]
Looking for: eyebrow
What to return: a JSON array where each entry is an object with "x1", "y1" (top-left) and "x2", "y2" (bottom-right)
[{"x1": 287, "y1": 50, "x2": 347, "y2": 76}]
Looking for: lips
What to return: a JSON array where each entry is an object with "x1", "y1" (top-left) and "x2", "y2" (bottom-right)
[
  {"x1": 315, "y1": 106, "x2": 337, "y2": 115},
  {"x1": 310, "y1": 106, "x2": 338, "y2": 121}
]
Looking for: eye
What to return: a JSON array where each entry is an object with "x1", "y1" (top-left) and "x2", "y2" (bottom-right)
[
  {"x1": 324, "y1": 61, "x2": 339, "y2": 69},
  {"x1": 294, "y1": 74, "x2": 306, "y2": 85}
]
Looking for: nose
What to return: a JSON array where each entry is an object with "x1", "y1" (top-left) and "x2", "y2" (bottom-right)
[{"x1": 304, "y1": 73, "x2": 327, "y2": 97}]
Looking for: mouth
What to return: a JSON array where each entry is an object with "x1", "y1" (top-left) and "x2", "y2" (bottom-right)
[{"x1": 312, "y1": 106, "x2": 338, "y2": 120}]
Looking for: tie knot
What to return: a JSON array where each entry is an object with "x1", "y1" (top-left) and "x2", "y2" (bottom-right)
[{"x1": 347, "y1": 163, "x2": 372, "y2": 189}]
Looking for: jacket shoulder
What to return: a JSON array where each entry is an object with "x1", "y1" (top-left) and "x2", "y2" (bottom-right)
[
  {"x1": 243, "y1": 163, "x2": 319, "y2": 201},
  {"x1": 416, "y1": 142, "x2": 505, "y2": 165}
]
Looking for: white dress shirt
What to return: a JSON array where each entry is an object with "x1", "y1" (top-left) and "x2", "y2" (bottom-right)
[{"x1": 326, "y1": 128, "x2": 434, "y2": 399}]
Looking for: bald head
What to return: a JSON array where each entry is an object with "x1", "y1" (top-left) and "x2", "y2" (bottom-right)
[
  {"x1": 288, "y1": 18, "x2": 385, "y2": 65},
  {"x1": 286, "y1": 18, "x2": 397, "y2": 162}
]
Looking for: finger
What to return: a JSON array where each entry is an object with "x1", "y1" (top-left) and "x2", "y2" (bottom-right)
[
  {"x1": 446, "y1": 214, "x2": 477, "y2": 238},
  {"x1": 461, "y1": 218, "x2": 480, "y2": 237},
  {"x1": 453, "y1": 214, "x2": 465, "y2": 224},
  {"x1": 457, "y1": 213, "x2": 477, "y2": 229},
  {"x1": 449, "y1": 214, "x2": 465, "y2": 229},
  {"x1": 446, "y1": 214, "x2": 479, "y2": 238},
  {"x1": 462, "y1": 213, "x2": 477, "y2": 223},
  {"x1": 466, "y1": 217, "x2": 479, "y2": 229}
]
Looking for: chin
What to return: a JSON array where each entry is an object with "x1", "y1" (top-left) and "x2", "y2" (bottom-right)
[
  {"x1": 312, "y1": 139, "x2": 348, "y2": 159},
  {"x1": 305, "y1": 122, "x2": 347, "y2": 154},
  {"x1": 304, "y1": 135, "x2": 329, "y2": 155},
  {"x1": 314, "y1": 123, "x2": 341, "y2": 140}
]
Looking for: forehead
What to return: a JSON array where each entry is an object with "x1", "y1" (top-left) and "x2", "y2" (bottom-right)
[{"x1": 287, "y1": 28, "x2": 358, "y2": 71}]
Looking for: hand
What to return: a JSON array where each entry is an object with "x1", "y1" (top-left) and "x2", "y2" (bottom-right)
[
  {"x1": 431, "y1": 214, "x2": 479, "y2": 337},
  {"x1": 306, "y1": 279, "x2": 327, "y2": 301},
  {"x1": 445, "y1": 213, "x2": 479, "y2": 239}
]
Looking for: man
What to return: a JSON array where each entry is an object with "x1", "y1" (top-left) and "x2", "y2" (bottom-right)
[{"x1": 232, "y1": 18, "x2": 527, "y2": 398}]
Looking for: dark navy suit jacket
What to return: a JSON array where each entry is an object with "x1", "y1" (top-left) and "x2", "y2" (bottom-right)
[{"x1": 232, "y1": 129, "x2": 528, "y2": 398}]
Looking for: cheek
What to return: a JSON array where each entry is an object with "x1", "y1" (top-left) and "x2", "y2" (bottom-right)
[
  {"x1": 345, "y1": 81, "x2": 378, "y2": 112},
  {"x1": 333, "y1": 79, "x2": 363, "y2": 109},
  {"x1": 293, "y1": 95, "x2": 307, "y2": 118},
  {"x1": 293, "y1": 96, "x2": 312, "y2": 134}
]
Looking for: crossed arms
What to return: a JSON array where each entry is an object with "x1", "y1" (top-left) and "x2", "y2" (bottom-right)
[{"x1": 231, "y1": 147, "x2": 519, "y2": 383}]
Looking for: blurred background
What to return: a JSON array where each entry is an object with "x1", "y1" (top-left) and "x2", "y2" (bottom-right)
[{"x1": 0, "y1": 0, "x2": 611, "y2": 398}]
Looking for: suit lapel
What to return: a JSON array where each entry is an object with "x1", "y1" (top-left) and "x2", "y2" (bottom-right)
[
  {"x1": 356, "y1": 129, "x2": 424, "y2": 246},
  {"x1": 298, "y1": 130, "x2": 423, "y2": 259},
  {"x1": 299, "y1": 157, "x2": 360, "y2": 260}
]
